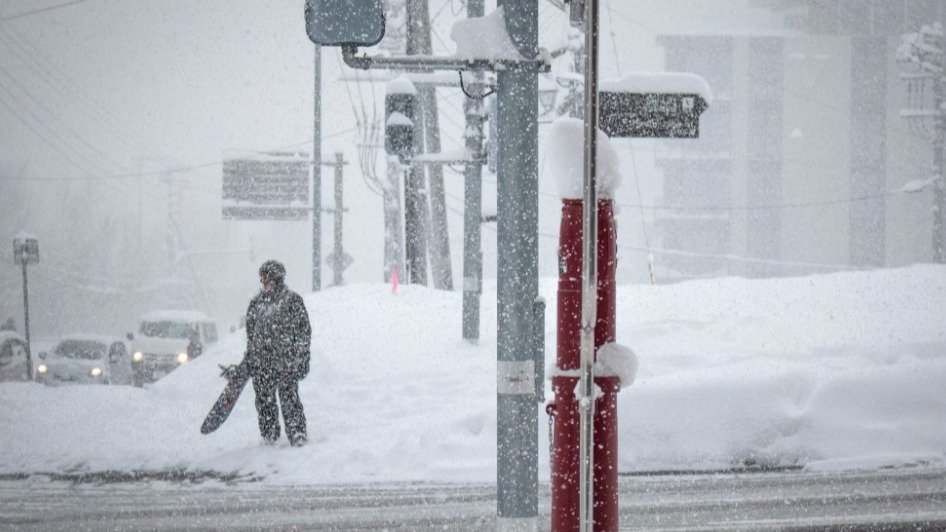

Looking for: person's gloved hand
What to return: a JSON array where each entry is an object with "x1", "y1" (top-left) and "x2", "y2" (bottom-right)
[
  {"x1": 290, "y1": 357, "x2": 309, "y2": 380},
  {"x1": 219, "y1": 363, "x2": 246, "y2": 380}
]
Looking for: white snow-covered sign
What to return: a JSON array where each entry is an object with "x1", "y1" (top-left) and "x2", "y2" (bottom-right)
[
  {"x1": 222, "y1": 152, "x2": 310, "y2": 221},
  {"x1": 598, "y1": 72, "x2": 711, "y2": 139}
]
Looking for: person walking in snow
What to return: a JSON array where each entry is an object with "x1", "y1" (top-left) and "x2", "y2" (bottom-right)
[{"x1": 230, "y1": 260, "x2": 312, "y2": 446}]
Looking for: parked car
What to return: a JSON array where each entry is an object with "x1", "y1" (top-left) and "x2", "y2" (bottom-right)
[
  {"x1": 35, "y1": 334, "x2": 134, "y2": 386},
  {"x1": 0, "y1": 331, "x2": 30, "y2": 382},
  {"x1": 130, "y1": 310, "x2": 218, "y2": 385}
]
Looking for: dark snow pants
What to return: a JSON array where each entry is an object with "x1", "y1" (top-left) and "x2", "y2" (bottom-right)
[{"x1": 252, "y1": 372, "x2": 307, "y2": 444}]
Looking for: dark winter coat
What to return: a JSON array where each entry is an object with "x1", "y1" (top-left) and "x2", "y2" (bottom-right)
[{"x1": 244, "y1": 285, "x2": 311, "y2": 380}]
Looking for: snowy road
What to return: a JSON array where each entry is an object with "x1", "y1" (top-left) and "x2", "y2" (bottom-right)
[{"x1": 1, "y1": 468, "x2": 944, "y2": 530}]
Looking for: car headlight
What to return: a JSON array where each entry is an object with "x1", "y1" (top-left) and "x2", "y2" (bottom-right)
[
  {"x1": 133, "y1": 352, "x2": 143, "y2": 362},
  {"x1": 176, "y1": 352, "x2": 188, "y2": 364},
  {"x1": 90, "y1": 367, "x2": 102, "y2": 377},
  {"x1": 37, "y1": 364, "x2": 47, "y2": 374}
]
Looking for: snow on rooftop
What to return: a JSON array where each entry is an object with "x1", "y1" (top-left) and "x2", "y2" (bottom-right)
[
  {"x1": 450, "y1": 7, "x2": 524, "y2": 61},
  {"x1": 139, "y1": 310, "x2": 213, "y2": 323},
  {"x1": 57, "y1": 333, "x2": 119, "y2": 345},
  {"x1": 600, "y1": 71, "x2": 713, "y2": 105},
  {"x1": 544, "y1": 117, "x2": 622, "y2": 199},
  {"x1": 386, "y1": 75, "x2": 417, "y2": 95}
]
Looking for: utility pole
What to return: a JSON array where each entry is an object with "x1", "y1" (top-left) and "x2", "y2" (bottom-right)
[
  {"x1": 406, "y1": 0, "x2": 452, "y2": 289},
  {"x1": 462, "y1": 0, "x2": 486, "y2": 342},
  {"x1": 313, "y1": 45, "x2": 324, "y2": 291},
  {"x1": 935, "y1": 7, "x2": 946, "y2": 263},
  {"x1": 324, "y1": 153, "x2": 351, "y2": 286},
  {"x1": 495, "y1": 0, "x2": 541, "y2": 529}
]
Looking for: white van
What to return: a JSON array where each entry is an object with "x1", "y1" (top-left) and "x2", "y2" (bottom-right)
[{"x1": 130, "y1": 310, "x2": 218, "y2": 385}]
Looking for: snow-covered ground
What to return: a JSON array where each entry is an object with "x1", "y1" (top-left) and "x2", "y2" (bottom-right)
[{"x1": 1, "y1": 266, "x2": 944, "y2": 485}]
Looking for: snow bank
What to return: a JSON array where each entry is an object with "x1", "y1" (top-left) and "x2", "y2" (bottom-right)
[
  {"x1": 600, "y1": 71, "x2": 713, "y2": 105},
  {"x1": 1, "y1": 266, "x2": 945, "y2": 484},
  {"x1": 544, "y1": 117, "x2": 622, "y2": 199},
  {"x1": 450, "y1": 7, "x2": 523, "y2": 61}
]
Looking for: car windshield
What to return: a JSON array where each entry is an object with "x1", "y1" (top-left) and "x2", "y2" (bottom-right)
[
  {"x1": 139, "y1": 321, "x2": 194, "y2": 339},
  {"x1": 55, "y1": 340, "x2": 106, "y2": 360}
]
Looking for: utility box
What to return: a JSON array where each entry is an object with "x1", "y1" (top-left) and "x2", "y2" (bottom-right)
[
  {"x1": 385, "y1": 78, "x2": 418, "y2": 158},
  {"x1": 13, "y1": 235, "x2": 39, "y2": 265},
  {"x1": 598, "y1": 72, "x2": 711, "y2": 139},
  {"x1": 304, "y1": 0, "x2": 385, "y2": 46}
]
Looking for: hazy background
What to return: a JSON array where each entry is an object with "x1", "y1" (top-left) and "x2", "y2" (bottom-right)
[{"x1": 0, "y1": 0, "x2": 934, "y2": 338}]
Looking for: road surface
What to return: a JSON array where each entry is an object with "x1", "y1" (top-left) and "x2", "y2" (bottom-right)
[{"x1": 1, "y1": 467, "x2": 944, "y2": 530}]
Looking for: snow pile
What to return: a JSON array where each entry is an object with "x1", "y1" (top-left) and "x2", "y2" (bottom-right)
[
  {"x1": 1, "y1": 266, "x2": 945, "y2": 484},
  {"x1": 450, "y1": 7, "x2": 523, "y2": 61},
  {"x1": 599, "y1": 71, "x2": 713, "y2": 105},
  {"x1": 595, "y1": 343, "x2": 638, "y2": 387},
  {"x1": 544, "y1": 117, "x2": 622, "y2": 199}
]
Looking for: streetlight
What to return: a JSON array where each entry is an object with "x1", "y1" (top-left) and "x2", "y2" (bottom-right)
[{"x1": 13, "y1": 233, "x2": 39, "y2": 381}]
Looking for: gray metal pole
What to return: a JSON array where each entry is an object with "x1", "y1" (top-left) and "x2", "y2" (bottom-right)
[
  {"x1": 496, "y1": 0, "x2": 540, "y2": 529},
  {"x1": 21, "y1": 261, "x2": 32, "y2": 381},
  {"x1": 420, "y1": 90, "x2": 454, "y2": 290},
  {"x1": 579, "y1": 0, "x2": 600, "y2": 529},
  {"x1": 462, "y1": 0, "x2": 486, "y2": 342},
  {"x1": 313, "y1": 45, "x2": 323, "y2": 291},
  {"x1": 384, "y1": 157, "x2": 405, "y2": 282},
  {"x1": 406, "y1": 0, "x2": 452, "y2": 291},
  {"x1": 405, "y1": 162, "x2": 429, "y2": 285},
  {"x1": 934, "y1": 8, "x2": 946, "y2": 263},
  {"x1": 333, "y1": 152, "x2": 345, "y2": 286}
]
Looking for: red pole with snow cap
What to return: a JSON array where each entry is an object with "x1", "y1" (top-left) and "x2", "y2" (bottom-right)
[
  {"x1": 549, "y1": 196, "x2": 619, "y2": 531},
  {"x1": 544, "y1": 117, "x2": 637, "y2": 531}
]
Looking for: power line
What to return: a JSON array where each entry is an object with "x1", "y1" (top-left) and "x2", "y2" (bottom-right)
[
  {"x1": 0, "y1": 0, "x2": 95, "y2": 23},
  {"x1": 0, "y1": 128, "x2": 360, "y2": 183}
]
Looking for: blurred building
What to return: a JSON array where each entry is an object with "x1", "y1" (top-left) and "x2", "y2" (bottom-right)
[{"x1": 653, "y1": 1, "x2": 940, "y2": 282}]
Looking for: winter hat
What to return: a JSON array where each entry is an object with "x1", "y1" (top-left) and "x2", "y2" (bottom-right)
[{"x1": 259, "y1": 260, "x2": 286, "y2": 281}]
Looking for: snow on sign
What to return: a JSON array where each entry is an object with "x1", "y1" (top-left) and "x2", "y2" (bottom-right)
[
  {"x1": 222, "y1": 152, "x2": 310, "y2": 221},
  {"x1": 598, "y1": 72, "x2": 711, "y2": 139}
]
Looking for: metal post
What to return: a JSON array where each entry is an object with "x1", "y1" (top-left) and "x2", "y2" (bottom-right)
[
  {"x1": 934, "y1": 7, "x2": 946, "y2": 263},
  {"x1": 579, "y1": 0, "x2": 599, "y2": 530},
  {"x1": 384, "y1": 156, "x2": 405, "y2": 282},
  {"x1": 313, "y1": 45, "x2": 323, "y2": 291},
  {"x1": 496, "y1": 0, "x2": 540, "y2": 529},
  {"x1": 462, "y1": 0, "x2": 486, "y2": 342},
  {"x1": 333, "y1": 152, "x2": 345, "y2": 286},
  {"x1": 407, "y1": 0, "x2": 452, "y2": 290},
  {"x1": 21, "y1": 261, "x2": 32, "y2": 380},
  {"x1": 405, "y1": 161, "x2": 429, "y2": 285}
]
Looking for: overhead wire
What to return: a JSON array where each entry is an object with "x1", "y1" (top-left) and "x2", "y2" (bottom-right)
[{"x1": 0, "y1": 0, "x2": 95, "y2": 23}]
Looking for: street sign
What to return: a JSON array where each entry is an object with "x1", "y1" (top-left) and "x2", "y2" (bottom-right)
[
  {"x1": 222, "y1": 152, "x2": 310, "y2": 221},
  {"x1": 305, "y1": 0, "x2": 385, "y2": 47},
  {"x1": 598, "y1": 92, "x2": 708, "y2": 138},
  {"x1": 598, "y1": 72, "x2": 711, "y2": 139},
  {"x1": 13, "y1": 235, "x2": 39, "y2": 265}
]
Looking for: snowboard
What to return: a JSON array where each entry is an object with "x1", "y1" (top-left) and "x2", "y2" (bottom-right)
[{"x1": 200, "y1": 367, "x2": 251, "y2": 434}]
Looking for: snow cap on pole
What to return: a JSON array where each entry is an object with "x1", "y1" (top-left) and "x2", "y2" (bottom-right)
[{"x1": 544, "y1": 117, "x2": 622, "y2": 199}]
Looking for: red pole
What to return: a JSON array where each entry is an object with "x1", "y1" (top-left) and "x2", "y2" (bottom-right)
[{"x1": 549, "y1": 197, "x2": 619, "y2": 531}]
